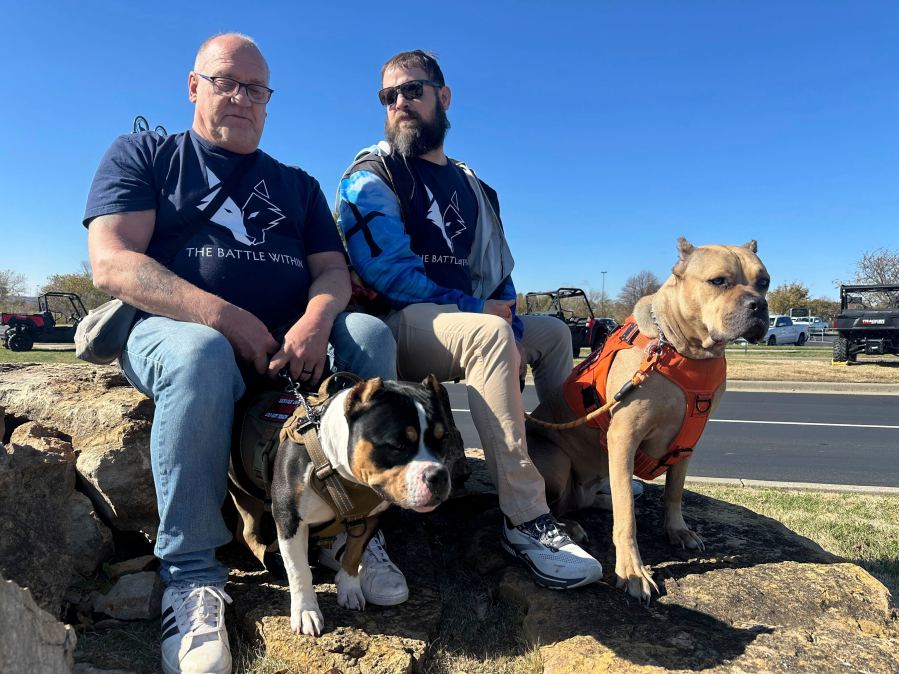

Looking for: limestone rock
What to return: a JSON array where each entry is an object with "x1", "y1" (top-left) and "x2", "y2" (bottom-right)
[
  {"x1": 0, "y1": 364, "x2": 156, "y2": 537},
  {"x1": 0, "y1": 442, "x2": 75, "y2": 614},
  {"x1": 92, "y1": 571, "x2": 163, "y2": 621},
  {"x1": 68, "y1": 491, "x2": 114, "y2": 577},
  {"x1": 493, "y1": 487, "x2": 899, "y2": 674},
  {"x1": 10, "y1": 421, "x2": 75, "y2": 461},
  {"x1": 229, "y1": 510, "x2": 442, "y2": 674},
  {"x1": 0, "y1": 576, "x2": 77, "y2": 674},
  {"x1": 106, "y1": 555, "x2": 156, "y2": 579}
]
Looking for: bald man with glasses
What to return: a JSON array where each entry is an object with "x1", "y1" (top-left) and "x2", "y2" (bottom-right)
[{"x1": 84, "y1": 33, "x2": 395, "y2": 674}]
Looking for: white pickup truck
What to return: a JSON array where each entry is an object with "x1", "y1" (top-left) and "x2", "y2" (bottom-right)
[{"x1": 765, "y1": 315, "x2": 810, "y2": 346}]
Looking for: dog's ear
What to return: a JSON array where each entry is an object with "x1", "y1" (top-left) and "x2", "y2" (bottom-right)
[
  {"x1": 344, "y1": 377, "x2": 383, "y2": 415},
  {"x1": 422, "y1": 373, "x2": 443, "y2": 394},
  {"x1": 422, "y1": 373, "x2": 451, "y2": 421},
  {"x1": 742, "y1": 240, "x2": 758, "y2": 253},
  {"x1": 672, "y1": 237, "x2": 695, "y2": 277}
]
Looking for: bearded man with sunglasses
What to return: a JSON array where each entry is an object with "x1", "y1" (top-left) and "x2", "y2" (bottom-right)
[
  {"x1": 336, "y1": 50, "x2": 603, "y2": 591},
  {"x1": 84, "y1": 34, "x2": 395, "y2": 674}
]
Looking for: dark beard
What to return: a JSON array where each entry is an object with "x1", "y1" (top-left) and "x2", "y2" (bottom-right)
[{"x1": 386, "y1": 101, "x2": 450, "y2": 157}]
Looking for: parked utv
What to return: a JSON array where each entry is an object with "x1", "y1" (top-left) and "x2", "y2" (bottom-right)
[
  {"x1": 831, "y1": 284, "x2": 899, "y2": 363},
  {"x1": 1, "y1": 292, "x2": 87, "y2": 352},
  {"x1": 524, "y1": 287, "x2": 614, "y2": 353}
]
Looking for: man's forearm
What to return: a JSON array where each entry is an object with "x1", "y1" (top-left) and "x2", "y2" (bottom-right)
[
  {"x1": 94, "y1": 250, "x2": 230, "y2": 327},
  {"x1": 302, "y1": 266, "x2": 351, "y2": 326}
]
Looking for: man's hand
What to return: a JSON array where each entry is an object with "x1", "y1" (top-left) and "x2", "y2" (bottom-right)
[
  {"x1": 267, "y1": 313, "x2": 331, "y2": 383},
  {"x1": 483, "y1": 299, "x2": 515, "y2": 323},
  {"x1": 213, "y1": 304, "x2": 279, "y2": 375}
]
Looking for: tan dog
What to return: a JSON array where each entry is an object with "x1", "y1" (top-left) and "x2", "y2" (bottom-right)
[{"x1": 527, "y1": 238, "x2": 769, "y2": 602}]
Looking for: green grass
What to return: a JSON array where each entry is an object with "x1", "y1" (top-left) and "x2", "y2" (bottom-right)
[
  {"x1": 0, "y1": 345, "x2": 81, "y2": 365},
  {"x1": 725, "y1": 343, "x2": 832, "y2": 360},
  {"x1": 689, "y1": 483, "x2": 899, "y2": 605}
]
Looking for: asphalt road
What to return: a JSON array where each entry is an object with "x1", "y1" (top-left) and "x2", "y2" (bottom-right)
[{"x1": 444, "y1": 384, "x2": 899, "y2": 488}]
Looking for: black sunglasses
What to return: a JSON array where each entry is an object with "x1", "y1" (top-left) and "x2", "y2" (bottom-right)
[{"x1": 377, "y1": 79, "x2": 442, "y2": 106}]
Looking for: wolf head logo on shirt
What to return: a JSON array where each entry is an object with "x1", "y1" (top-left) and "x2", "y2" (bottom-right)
[
  {"x1": 425, "y1": 186, "x2": 467, "y2": 254},
  {"x1": 199, "y1": 170, "x2": 284, "y2": 246}
]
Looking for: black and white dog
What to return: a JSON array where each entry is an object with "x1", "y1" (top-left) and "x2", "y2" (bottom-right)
[{"x1": 262, "y1": 375, "x2": 452, "y2": 636}]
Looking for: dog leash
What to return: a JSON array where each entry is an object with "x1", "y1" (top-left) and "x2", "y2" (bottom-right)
[
  {"x1": 525, "y1": 323, "x2": 669, "y2": 431},
  {"x1": 525, "y1": 353, "x2": 661, "y2": 430},
  {"x1": 278, "y1": 371, "x2": 372, "y2": 537}
]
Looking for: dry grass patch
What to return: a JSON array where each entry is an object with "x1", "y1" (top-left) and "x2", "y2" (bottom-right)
[
  {"x1": 727, "y1": 356, "x2": 899, "y2": 382},
  {"x1": 575, "y1": 344, "x2": 899, "y2": 383}
]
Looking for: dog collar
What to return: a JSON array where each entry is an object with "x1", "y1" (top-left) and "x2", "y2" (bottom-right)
[{"x1": 649, "y1": 305, "x2": 672, "y2": 351}]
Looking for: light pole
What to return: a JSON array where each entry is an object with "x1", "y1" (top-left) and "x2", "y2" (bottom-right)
[{"x1": 601, "y1": 271, "x2": 607, "y2": 316}]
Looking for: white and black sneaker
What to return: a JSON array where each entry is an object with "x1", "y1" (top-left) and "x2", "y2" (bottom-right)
[
  {"x1": 317, "y1": 530, "x2": 409, "y2": 606},
  {"x1": 160, "y1": 584, "x2": 232, "y2": 674},
  {"x1": 501, "y1": 513, "x2": 603, "y2": 589}
]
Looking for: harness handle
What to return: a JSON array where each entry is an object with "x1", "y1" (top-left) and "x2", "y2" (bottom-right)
[{"x1": 525, "y1": 366, "x2": 654, "y2": 430}]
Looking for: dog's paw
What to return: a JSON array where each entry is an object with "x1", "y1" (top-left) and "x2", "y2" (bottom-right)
[
  {"x1": 558, "y1": 517, "x2": 589, "y2": 544},
  {"x1": 291, "y1": 601, "x2": 324, "y2": 636},
  {"x1": 615, "y1": 554, "x2": 659, "y2": 605},
  {"x1": 335, "y1": 569, "x2": 366, "y2": 611},
  {"x1": 667, "y1": 525, "x2": 705, "y2": 551}
]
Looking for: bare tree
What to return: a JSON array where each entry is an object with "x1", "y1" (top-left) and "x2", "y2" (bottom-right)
[
  {"x1": 0, "y1": 269, "x2": 27, "y2": 306},
  {"x1": 853, "y1": 247, "x2": 899, "y2": 285},
  {"x1": 845, "y1": 248, "x2": 899, "y2": 308},
  {"x1": 586, "y1": 289, "x2": 612, "y2": 317},
  {"x1": 616, "y1": 271, "x2": 661, "y2": 313}
]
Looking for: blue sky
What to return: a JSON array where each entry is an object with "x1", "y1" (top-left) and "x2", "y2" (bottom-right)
[{"x1": 4, "y1": 1, "x2": 898, "y2": 302}]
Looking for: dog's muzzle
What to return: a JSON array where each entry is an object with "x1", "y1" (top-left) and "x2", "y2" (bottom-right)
[
  {"x1": 740, "y1": 295, "x2": 769, "y2": 343},
  {"x1": 405, "y1": 462, "x2": 451, "y2": 512}
]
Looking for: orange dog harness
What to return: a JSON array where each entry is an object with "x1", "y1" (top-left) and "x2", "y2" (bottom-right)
[{"x1": 563, "y1": 318, "x2": 726, "y2": 480}]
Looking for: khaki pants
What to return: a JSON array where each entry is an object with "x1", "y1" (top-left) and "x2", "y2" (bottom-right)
[{"x1": 386, "y1": 304, "x2": 573, "y2": 525}]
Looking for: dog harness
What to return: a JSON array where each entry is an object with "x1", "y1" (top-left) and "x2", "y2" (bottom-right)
[
  {"x1": 231, "y1": 373, "x2": 384, "y2": 539},
  {"x1": 563, "y1": 318, "x2": 726, "y2": 480}
]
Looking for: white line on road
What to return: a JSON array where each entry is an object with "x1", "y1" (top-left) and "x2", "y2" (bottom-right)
[
  {"x1": 450, "y1": 409, "x2": 899, "y2": 430},
  {"x1": 710, "y1": 419, "x2": 899, "y2": 430}
]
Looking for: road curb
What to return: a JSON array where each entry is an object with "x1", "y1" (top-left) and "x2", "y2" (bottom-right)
[
  {"x1": 669, "y1": 475, "x2": 899, "y2": 497},
  {"x1": 726, "y1": 380, "x2": 899, "y2": 395}
]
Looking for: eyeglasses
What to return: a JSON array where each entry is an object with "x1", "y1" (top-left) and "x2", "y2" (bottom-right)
[
  {"x1": 377, "y1": 79, "x2": 442, "y2": 107},
  {"x1": 195, "y1": 73, "x2": 274, "y2": 104}
]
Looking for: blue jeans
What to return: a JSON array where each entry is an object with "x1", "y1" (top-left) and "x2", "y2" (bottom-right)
[{"x1": 120, "y1": 312, "x2": 396, "y2": 586}]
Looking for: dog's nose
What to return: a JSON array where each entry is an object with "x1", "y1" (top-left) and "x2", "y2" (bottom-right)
[
  {"x1": 422, "y1": 466, "x2": 449, "y2": 496},
  {"x1": 744, "y1": 295, "x2": 768, "y2": 314}
]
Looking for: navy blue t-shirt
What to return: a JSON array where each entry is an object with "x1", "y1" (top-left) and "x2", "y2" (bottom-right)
[
  {"x1": 83, "y1": 130, "x2": 343, "y2": 332},
  {"x1": 407, "y1": 158, "x2": 477, "y2": 294}
]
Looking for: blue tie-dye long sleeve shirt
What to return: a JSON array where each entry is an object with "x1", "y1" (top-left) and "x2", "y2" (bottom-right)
[{"x1": 336, "y1": 147, "x2": 523, "y2": 340}]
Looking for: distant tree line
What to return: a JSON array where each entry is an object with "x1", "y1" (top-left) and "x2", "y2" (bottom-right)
[
  {"x1": 516, "y1": 247, "x2": 898, "y2": 325},
  {"x1": 0, "y1": 262, "x2": 110, "y2": 314}
]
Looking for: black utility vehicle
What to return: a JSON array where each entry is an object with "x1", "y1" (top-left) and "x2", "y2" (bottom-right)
[
  {"x1": 831, "y1": 284, "x2": 899, "y2": 363},
  {"x1": 1, "y1": 292, "x2": 88, "y2": 352},
  {"x1": 524, "y1": 287, "x2": 615, "y2": 354}
]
